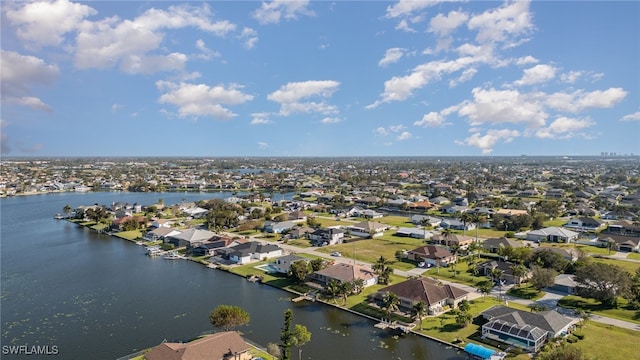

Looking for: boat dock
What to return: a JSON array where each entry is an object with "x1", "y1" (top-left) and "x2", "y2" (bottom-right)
[
  {"x1": 374, "y1": 319, "x2": 414, "y2": 333},
  {"x1": 292, "y1": 292, "x2": 317, "y2": 302}
]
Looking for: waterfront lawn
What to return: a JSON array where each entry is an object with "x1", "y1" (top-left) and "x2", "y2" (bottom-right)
[
  {"x1": 506, "y1": 283, "x2": 543, "y2": 300},
  {"x1": 113, "y1": 230, "x2": 142, "y2": 241},
  {"x1": 573, "y1": 321, "x2": 640, "y2": 360},
  {"x1": 90, "y1": 223, "x2": 109, "y2": 231},
  {"x1": 558, "y1": 295, "x2": 640, "y2": 324}
]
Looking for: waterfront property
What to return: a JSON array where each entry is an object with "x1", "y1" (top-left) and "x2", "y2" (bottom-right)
[
  {"x1": 227, "y1": 241, "x2": 283, "y2": 265},
  {"x1": 270, "y1": 254, "x2": 308, "y2": 274},
  {"x1": 480, "y1": 305, "x2": 578, "y2": 352},
  {"x1": 372, "y1": 277, "x2": 468, "y2": 315},
  {"x1": 308, "y1": 263, "x2": 378, "y2": 288},
  {"x1": 144, "y1": 331, "x2": 252, "y2": 360},
  {"x1": 476, "y1": 260, "x2": 532, "y2": 285}
]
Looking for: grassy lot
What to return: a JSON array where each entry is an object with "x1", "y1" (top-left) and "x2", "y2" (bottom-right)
[
  {"x1": 591, "y1": 257, "x2": 640, "y2": 274},
  {"x1": 573, "y1": 321, "x2": 640, "y2": 360},
  {"x1": 90, "y1": 223, "x2": 109, "y2": 231},
  {"x1": 627, "y1": 252, "x2": 640, "y2": 260},
  {"x1": 113, "y1": 230, "x2": 142, "y2": 241},
  {"x1": 422, "y1": 261, "x2": 489, "y2": 287},
  {"x1": 543, "y1": 218, "x2": 569, "y2": 227},
  {"x1": 376, "y1": 215, "x2": 413, "y2": 227},
  {"x1": 506, "y1": 283, "x2": 544, "y2": 300},
  {"x1": 473, "y1": 228, "x2": 510, "y2": 239},
  {"x1": 284, "y1": 238, "x2": 312, "y2": 248},
  {"x1": 558, "y1": 295, "x2": 640, "y2": 324},
  {"x1": 314, "y1": 217, "x2": 346, "y2": 228}
]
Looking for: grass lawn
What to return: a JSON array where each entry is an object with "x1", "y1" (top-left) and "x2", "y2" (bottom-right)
[
  {"x1": 422, "y1": 261, "x2": 488, "y2": 287},
  {"x1": 573, "y1": 321, "x2": 640, "y2": 360},
  {"x1": 473, "y1": 228, "x2": 510, "y2": 239},
  {"x1": 591, "y1": 257, "x2": 640, "y2": 274},
  {"x1": 506, "y1": 284, "x2": 544, "y2": 300},
  {"x1": 113, "y1": 230, "x2": 142, "y2": 241},
  {"x1": 376, "y1": 215, "x2": 413, "y2": 228},
  {"x1": 558, "y1": 295, "x2": 640, "y2": 324},
  {"x1": 543, "y1": 218, "x2": 568, "y2": 227},
  {"x1": 314, "y1": 217, "x2": 345, "y2": 228},
  {"x1": 284, "y1": 238, "x2": 312, "y2": 248},
  {"x1": 90, "y1": 223, "x2": 109, "y2": 231},
  {"x1": 627, "y1": 252, "x2": 640, "y2": 260}
]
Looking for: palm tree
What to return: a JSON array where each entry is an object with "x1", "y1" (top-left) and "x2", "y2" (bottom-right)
[
  {"x1": 351, "y1": 278, "x2": 365, "y2": 295},
  {"x1": 441, "y1": 228, "x2": 454, "y2": 248},
  {"x1": 459, "y1": 212, "x2": 473, "y2": 236},
  {"x1": 511, "y1": 264, "x2": 528, "y2": 287},
  {"x1": 338, "y1": 281, "x2": 353, "y2": 305},
  {"x1": 467, "y1": 240, "x2": 482, "y2": 260},
  {"x1": 471, "y1": 213, "x2": 487, "y2": 243},
  {"x1": 382, "y1": 292, "x2": 400, "y2": 321},
  {"x1": 412, "y1": 301, "x2": 427, "y2": 330},
  {"x1": 62, "y1": 204, "x2": 72, "y2": 218},
  {"x1": 490, "y1": 268, "x2": 504, "y2": 285},
  {"x1": 450, "y1": 245, "x2": 461, "y2": 277},
  {"x1": 373, "y1": 256, "x2": 393, "y2": 285},
  {"x1": 325, "y1": 279, "x2": 340, "y2": 304}
]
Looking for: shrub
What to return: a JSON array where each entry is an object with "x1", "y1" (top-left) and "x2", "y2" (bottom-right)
[
  {"x1": 573, "y1": 332, "x2": 585, "y2": 340},
  {"x1": 566, "y1": 335, "x2": 579, "y2": 343}
]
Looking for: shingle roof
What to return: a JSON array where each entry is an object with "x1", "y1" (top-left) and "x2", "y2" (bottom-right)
[
  {"x1": 314, "y1": 263, "x2": 377, "y2": 283},
  {"x1": 379, "y1": 277, "x2": 468, "y2": 307},
  {"x1": 145, "y1": 331, "x2": 250, "y2": 360},
  {"x1": 482, "y1": 305, "x2": 574, "y2": 335},
  {"x1": 409, "y1": 245, "x2": 453, "y2": 259}
]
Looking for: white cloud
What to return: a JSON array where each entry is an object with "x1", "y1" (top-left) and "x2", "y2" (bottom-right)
[
  {"x1": 560, "y1": 70, "x2": 583, "y2": 84},
  {"x1": 458, "y1": 87, "x2": 548, "y2": 128},
  {"x1": 545, "y1": 88, "x2": 627, "y2": 113},
  {"x1": 414, "y1": 111, "x2": 451, "y2": 127},
  {"x1": 253, "y1": 0, "x2": 314, "y2": 25},
  {"x1": 321, "y1": 117, "x2": 341, "y2": 124},
  {"x1": 250, "y1": 113, "x2": 272, "y2": 125},
  {"x1": 621, "y1": 111, "x2": 640, "y2": 122},
  {"x1": 515, "y1": 55, "x2": 538, "y2": 65},
  {"x1": 389, "y1": 124, "x2": 406, "y2": 132},
  {"x1": 449, "y1": 67, "x2": 477, "y2": 87},
  {"x1": 74, "y1": 4, "x2": 236, "y2": 73},
  {"x1": 456, "y1": 129, "x2": 521, "y2": 154},
  {"x1": 397, "y1": 131, "x2": 413, "y2": 140},
  {"x1": 268, "y1": 80, "x2": 340, "y2": 116},
  {"x1": 0, "y1": 50, "x2": 58, "y2": 112},
  {"x1": 239, "y1": 27, "x2": 259, "y2": 49},
  {"x1": 157, "y1": 82, "x2": 253, "y2": 119},
  {"x1": 467, "y1": 0, "x2": 533, "y2": 47},
  {"x1": 195, "y1": 39, "x2": 221, "y2": 60},
  {"x1": 257, "y1": 142, "x2": 269, "y2": 149},
  {"x1": 378, "y1": 48, "x2": 405, "y2": 67},
  {"x1": 374, "y1": 127, "x2": 389, "y2": 136},
  {"x1": 111, "y1": 103, "x2": 123, "y2": 113},
  {"x1": 535, "y1": 116, "x2": 595, "y2": 139},
  {"x1": 514, "y1": 64, "x2": 557, "y2": 86},
  {"x1": 385, "y1": 0, "x2": 446, "y2": 19},
  {"x1": 5, "y1": 0, "x2": 96, "y2": 48},
  {"x1": 429, "y1": 10, "x2": 468, "y2": 36},
  {"x1": 395, "y1": 19, "x2": 416, "y2": 32}
]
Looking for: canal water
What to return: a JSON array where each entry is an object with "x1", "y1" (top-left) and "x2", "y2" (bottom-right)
[{"x1": 0, "y1": 192, "x2": 464, "y2": 359}]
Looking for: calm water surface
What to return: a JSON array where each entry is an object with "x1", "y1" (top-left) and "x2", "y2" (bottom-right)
[{"x1": 1, "y1": 192, "x2": 464, "y2": 359}]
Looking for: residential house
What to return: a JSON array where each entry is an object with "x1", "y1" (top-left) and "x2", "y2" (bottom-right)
[
  {"x1": 191, "y1": 236, "x2": 239, "y2": 256},
  {"x1": 395, "y1": 227, "x2": 433, "y2": 239},
  {"x1": 180, "y1": 206, "x2": 208, "y2": 219},
  {"x1": 410, "y1": 214, "x2": 441, "y2": 227},
  {"x1": 601, "y1": 210, "x2": 638, "y2": 221},
  {"x1": 525, "y1": 227, "x2": 579, "y2": 243},
  {"x1": 286, "y1": 209, "x2": 307, "y2": 221},
  {"x1": 476, "y1": 260, "x2": 531, "y2": 285},
  {"x1": 372, "y1": 277, "x2": 468, "y2": 315},
  {"x1": 604, "y1": 220, "x2": 640, "y2": 237},
  {"x1": 533, "y1": 247, "x2": 580, "y2": 262},
  {"x1": 408, "y1": 200, "x2": 434, "y2": 211},
  {"x1": 481, "y1": 306, "x2": 578, "y2": 352},
  {"x1": 345, "y1": 221, "x2": 388, "y2": 238},
  {"x1": 271, "y1": 254, "x2": 308, "y2": 274},
  {"x1": 440, "y1": 205, "x2": 468, "y2": 215},
  {"x1": 430, "y1": 196, "x2": 450, "y2": 205},
  {"x1": 597, "y1": 235, "x2": 640, "y2": 252},
  {"x1": 495, "y1": 208, "x2": 528, "y2": 218},
  {"x1": 482, "y1": 237, "x2": 524, "y2": 253},
  {"x1": 166, "y1": 228, "x2": 217, "y2": 249},
  {"x1": 144, "y1": 331, "x2": 252, "y2": 360},
  {"x1": 355, "y1": 196, "x2": 381, "y2": 206},
  {"x1": 309, "y1": 228, "x2": 345, "y2": 246},
  {"x1": 545, "y1": 189, "x2": 565, "y2": 199},
  {"x1": 564, "y1": 217, "x2": 606, "y2": 232},
  {"x1": 349, "y1": 207, "x2": 384, "y2": 219},
  {"x1": 439, "y1": 218, "x2": 475, "y2": 231},
  {"x1": 406, "y1": 245, "x2": 456, "y2": 267},
  {"x1": 308, "y1": 263, "x2": 378, "y2": 288},
  {"x1": 288, "y1": 226, "x2": 314, "y2": 239},
  {"x1": 263, "y1": 221, "x2": 296, "y2": 234},
  {"x1": 144, "y1": 226, "x2": 181, "y2": 241},
  {"x1": 550, "y1": 274, "x2": 578, "y2": 295},
  {"x1": 430, "y1": 234, "x2": 474, "y2": 249},
  {"x1": 228, "y1": 241, "x2": 283, "y2": 265}
]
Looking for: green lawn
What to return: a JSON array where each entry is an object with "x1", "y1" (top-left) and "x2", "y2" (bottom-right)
[
  {"x1": 473, "y1": 228, "x2": 510, "y2": 239},
  {"x1": 506, "y1": 284, "x2": 544, "y2": 300},
  {"x1": 591, "y1": 257, "x2": 640, "y2": 274},
  {"x1": 376, "y1": 215, "x2": 413, "y2": 228},
  {"x1": 422, "y1": 261, "x2": 489, "y2": 287},
  {"x1": 558, "y1": 295, "x2": 640, "y2": 324},
  {"x1": 573, "y1": 321, "x2": 640, "y2": 360},
  {"x1": 627, "y1": 252, "x2": 640, "y2": 260},
  {"x1": 314, "y1": 217, "x2": 345, "y2": 228},
  {"x1": 113, "y1": 230, "x2": 142, "y2": 241},
  {"x1": 543, "y1": 218, "x2": 568, "y2": 227}
]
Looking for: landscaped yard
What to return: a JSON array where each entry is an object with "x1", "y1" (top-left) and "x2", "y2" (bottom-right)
[
  {"x1": 591, "y1": 257, "x2": 640, "y2": 274},
  {"x1": 422, "y1": 261, "x2": 489, "y2": 287},
  {"x1": 113, "y1": 230, "x2": 142, "y2": 241},
  {"x1": 558, "y1": 295, "x2": 640, "y2": 324},
  {"x1": 573, "y1": 321, "x2": 640, "y2": 360},
  {"x1": 627, "y1": 252, "x2": 640, "y2": 260},
  {"x1": 506, "y1": 283, "x2": 543, "y2": 300}
]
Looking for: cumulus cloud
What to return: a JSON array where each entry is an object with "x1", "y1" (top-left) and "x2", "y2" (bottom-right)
[
  {"x1": 397, "y1": 131, "x2": 413, "y2": 140},
  {"x1": 458, "y1": 87, "x2": 548, "y2": 128},
  {"x1": 1, "y1": 50, "x2": 58, "y2": 112},
  {"x1": 378, "y1": 48, "x2": 405, "y2": 67},
  {"x1": 157, "y1": 81, "x2": 253, "y2": 119},
  {"x1": 250, "y1": 113, "x2": 272, "y2": 125},
  {"x1": 514, "y1": 64, "x2": 557, "y2": 86},
  {"x1": 515, "y1": 55, "x2": 539, "y2": 65},
  {"x1": 374, "y1": 127, "x2": 389, "y2": 136},
  {"x1": 467, "y1": 0, "x2": 534, "y2": 47},
  {"x1": 414, "y1": 111, "x2": 451, "y2": 127},
  {"x1": 5, "y1": 0, "x2": 96, "y2": 48},
  {"x1": 621, "y1": 111, "x2": 640, "y2": 122},
  {"x1": 253, "y1": 0, "x2": 314, "y2": 25},
  {"x1": 456, "y1": 129, "x2": 520, "y2": 154},
  {"x1": 545, "y1": 88, "x2": 627, "y2": 113},
  {"x1": 195, "y1": 39, "x2": 221, "y2": 60},
  {"x1": 560, "y1": 70, "x2": 583, "y2": 84},
  {"x1": 267, "y1": 80, "x2": 340, "y2": 116},
  {"x1": 535, "y1": 116, "x2": 595, "y2": 139},
  {"x1": 429, "y1": 10, "x2": 468, "y2": 36},
  {"x1": 73, "y1": 4, "x2": 236, "y2": 73},
  {"x1": 321, "y1": 117, "x2": 341, "y2": 124},
  {"x1": 239, "y1": 27, "x2": 259, "y2": 49},
  {"x1": 385, "y1": 0, "x2": 446, "y2": 19}
]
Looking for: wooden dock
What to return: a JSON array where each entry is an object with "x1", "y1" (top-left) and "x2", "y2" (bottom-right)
[
  {"x1": 374, "y1": 320, "x2": 414, "y2": 333},
  {"x1": 292, "y1": 292, "x2": 317, "y2": 302}
]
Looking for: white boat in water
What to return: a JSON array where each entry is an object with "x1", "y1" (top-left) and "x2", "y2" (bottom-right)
[
  {"x1": 146, "y1": 246, "x2": 162, "y2": 256},
  {"x1": 163, "y1": 251, "x2": 183, "y2": 260}
]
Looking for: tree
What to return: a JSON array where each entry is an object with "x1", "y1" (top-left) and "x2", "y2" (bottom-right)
[
  {"x1": 538, "y1": 345, "x2": 585, "y2": 360},
  {"x1": 338, "y1": 281, "x2": 353, "y2": 305},
  {"x1": 624, "y1": 268, "x2": 640, "y2": 309},
  {"x1": 527, "y1": 248, "x2": 569, "y2": 273},
  {"x1": 575, "y1": 262, "x2": 632, "y2": 307},
  {"x1": 291, "y1": 324, "x2": 312, "y2": 360},
  {"x1": 310, "y1": 258, "x2": 325, "y2": 272},
  {"x1": 490, "y1": 268, "x2": 504, "y2": 285},
  {"x1": 450, "y1": 245, "x2": 461, "y2": 277},
  {"x1": 372, "y1": 256, "x2": 393, "y2": 285},
  {"x1": 412, "y1": 301, "x2": 427, "y2": 329},
  {"x1": 471, "y1": 213, "x2": 487, "y2": 243},
  {"x1": 351, "y1": 278, "x2": 365, "y2": 295},
  {"x1": 267, "y1": 342, "x2": 281, "y2": 360},
  {"x1": 477, "y1": 280, "x2": 493, "y2": 299},
  {"x1": 279, "y1": 309, "x2": 294, "y2": 360},
  {"x1": 459, "y1": 212, "x2": 473, "y2": 236},
  {"x1": 441, "y1": 228, "x2": 454, "y2": 247},
  {"x1": 457, "y1": 299, "x2": 471, "y2": 313},
  {"x1": 289, "y1": 260, "x2": 311, "y2": 284},
  {"x1": 62, "y1": 204, "x2": 72, "y2": 217},
  {"x1": 382, "y1": 291, "x2": 400, "y2": 321},
  {"x1": 455, "y1": 311, "x2": 472, "y2": 327},
  {"x1": 306, "y1": 216, "x2": 320, "y2": 228},
  {"x1": 325, "y1": 279, "x2": 340, "y2": 304},
  {"x1": 511, "y1": 264, "x2": 528, "y2": 287},
  {"x1": 209, "y1": 305, "x2": 250, "y2": 331},
  {"x1": 530, "y1": 266, "x2": 557, "y2": 290}
]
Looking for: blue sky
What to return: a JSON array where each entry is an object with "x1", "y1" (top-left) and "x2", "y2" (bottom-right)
[{"x1": 1, "y1": 0, "x2": 639, "y2": 157}]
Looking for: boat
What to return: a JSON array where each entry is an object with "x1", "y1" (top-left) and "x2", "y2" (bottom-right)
[
  {"x1": 54, "y1": 213, "x2": 65, "y2": 220},
  {"x1": 146, "y1": 246, "x2": 162, "y2": 256},
  {"x1": 163, "y1": 251, "x2": 183, "y2": 260}
]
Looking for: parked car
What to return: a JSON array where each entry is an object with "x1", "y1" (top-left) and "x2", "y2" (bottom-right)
[{"x1": 331, "y1": 252, "x2": 342, "y2": 257}]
